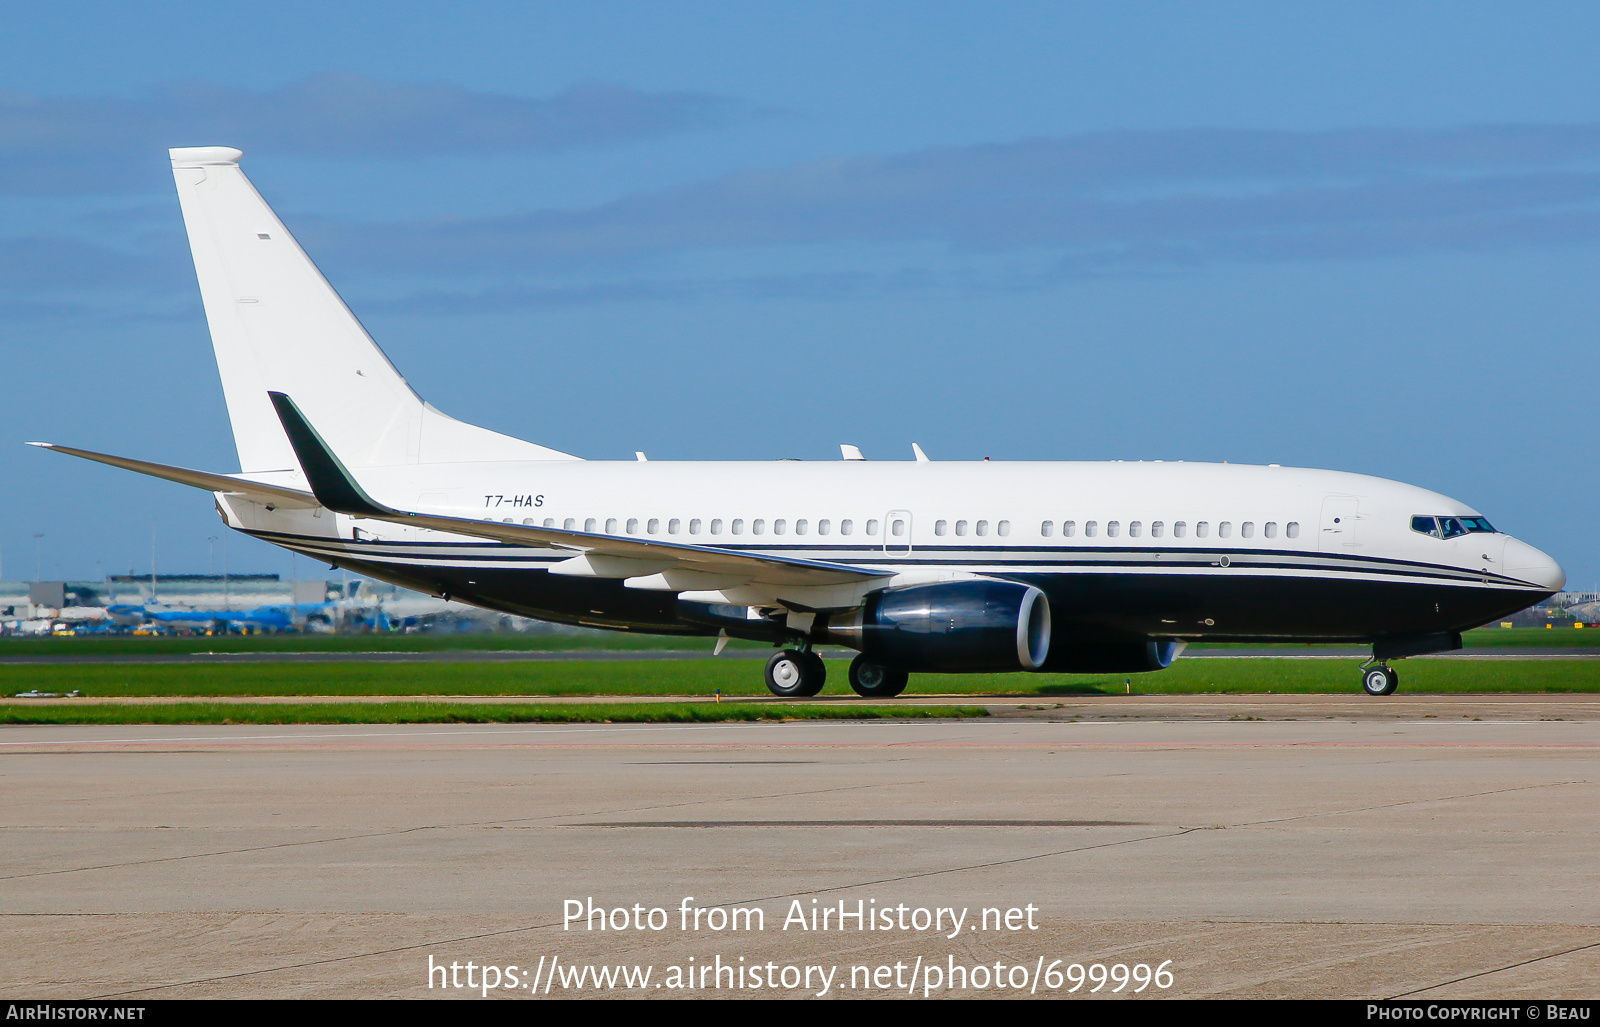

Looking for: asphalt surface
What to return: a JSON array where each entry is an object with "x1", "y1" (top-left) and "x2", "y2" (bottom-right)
[{"x1": 3, "y1": 700, "x2": 1597, "y2": 999}]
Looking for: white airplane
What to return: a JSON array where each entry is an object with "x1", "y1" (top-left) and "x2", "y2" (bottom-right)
[{"x1": 32, "y1": 146, "x2": 1565, "y2": 698}]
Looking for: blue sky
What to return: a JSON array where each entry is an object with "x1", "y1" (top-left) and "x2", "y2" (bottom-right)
[{"x1": 3, "y1": 2, "x2": 1599, "y2": 588}]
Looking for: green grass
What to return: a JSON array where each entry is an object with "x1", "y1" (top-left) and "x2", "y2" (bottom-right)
[
  {"x1": 0, "y1": 701, "x2": 989, "y2": 726},
  {"x1": 0, "y1": 631, "x2": 750, "y2": 656},
  {"x1": 1461, "y1": 626, "x2": 1600, "y2": 647},
  {"x1": 3, "y1": 656, "x2": 1600, "y2": 699}
]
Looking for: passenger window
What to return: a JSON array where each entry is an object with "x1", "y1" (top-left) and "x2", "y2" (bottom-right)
[
  {"x1": 1218, "y1": 521, "x2": 1232, "y2": 538},
  {"x1": 753, "y1": 519, "x2": 765, "y2": 535},
  {"x1": 647, "y1": 518, "x2": 659, "y2": 534},
  {"x1": 774, "y1": 519, "x2": 787, "y2": 535},
  {"x1": 998, "y1": 520, "x2": 1010, "y2": 536},
  {"x1": 522, "y1": 518, "x2": 534, "y2": 526},
  {"x1": 626, "y1": 518, "x2": 638, "y2": 533},
  {"x1": 1041, "y1": 521, "x2": 1054, "y2": 537},
  {"x1": 1129, "y1": 521, "x2": 1142, "y2": 538},
  {"x1": 818, "y1": 519, "x2": 830, "y2": 535},
  {"x1": 689, "y1": 518, "x2": 702, "y2": 534},
  {"x1": 584, "y1": 517, "x2": 596, "y2": 532},
  {"x1": 867, "y1": 519, "x2": 879, "y2": 535},
  {"x1": 732, "y1": 518, "x2": 744, "y2": 535},
  {"x1": 1085, "y1": 521, "x2": 1099, "y2": 537},
  {"x1": 955, "y1": 520, "x2": 969, "y2": 536},
  {"x1": 1264, "y1": 522, "x2": 1277, "y2": 538},
  {"x1": 543, "y1": 518, "x2": 555, "y2": 528},
  {"x1": 1062, "y1": 520, "x2": 1076, "y2": 537},
  {"x1": 563, "y1": 518, "x2": 576, "y2": 530},
  {"x1": 891, "y1": 519, "x2": 906, "y2": 537},
  {"x1": 710, "y1": 519, "x2": 723, "y2": 535},
  {"x1": 1286, "y1": 522, "x2": 1300, "y2": 538},
  {"x1": 976, "y1": 520, "x2": 989, "y2": 536},
  {"x1": 1107, "y1": 521, "x2": 1120, "y2": 537},
  {"x1": 796, "y1": 519, "x2": 808, "y2": 535},
  {"x1": 668, "y1": 518, "x2": 681, "y2": 534},
  {"x1": 1196, "y1": 521, "x2": 1210, "y2": 538},
  {"x1": 841, "y1": 519, "x2": 853, "y2": 535},
  {"x1": 605, "y1": 518, "x2": 618, "y2": 534},
  {"x1": 1240, "y1": 522, "x2": 1253, "y2": 538},
  {"x1": 1151, "y1": 521, "x2": 1164, "y2": 538},
  {"x1": 936, "y1": 520, "x2": 949, "y2": 536}
]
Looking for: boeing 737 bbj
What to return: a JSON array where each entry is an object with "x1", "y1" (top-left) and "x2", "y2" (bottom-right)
[{"x1": 32, "y1": 147, "x2": 1566, "y2": 697}]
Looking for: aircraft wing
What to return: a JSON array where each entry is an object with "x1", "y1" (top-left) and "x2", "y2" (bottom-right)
[
  {"x1": 268, "y1": 392, "x2": 885, "y2": 588},
  {"x1": 28, "y1": 442, "x2": 321, "y2": 508}
]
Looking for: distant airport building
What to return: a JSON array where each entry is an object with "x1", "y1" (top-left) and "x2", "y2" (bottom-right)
[{"x1": 0, "y1": 574, "x2": 573, "y2": 637}]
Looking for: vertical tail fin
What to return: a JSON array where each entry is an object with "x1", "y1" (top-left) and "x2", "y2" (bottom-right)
[{"x1": 169, "y1": 146, "x2": 577, "y2": 473}]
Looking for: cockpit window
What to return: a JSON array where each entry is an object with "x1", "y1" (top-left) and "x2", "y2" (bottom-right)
[{"x1": 1412, "y1": 514, "x2": 1495, "y2": 538}]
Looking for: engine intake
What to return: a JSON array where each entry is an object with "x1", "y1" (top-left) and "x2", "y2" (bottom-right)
[{"x1": 825, "y1": 580, "x2": 1051, "y2": 672}]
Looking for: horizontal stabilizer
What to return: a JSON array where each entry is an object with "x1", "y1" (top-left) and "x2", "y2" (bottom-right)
[{"x1": 28, "y1": 442, "x2": 319, "y2": 508}]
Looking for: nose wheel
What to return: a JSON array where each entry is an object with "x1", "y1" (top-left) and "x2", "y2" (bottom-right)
[
  {"x1": 765, "y1": 649, "x2": 826, "y2": 697},
  {"x1": 1361, "y1": 664, "x2": 1399, "y2": 696}
]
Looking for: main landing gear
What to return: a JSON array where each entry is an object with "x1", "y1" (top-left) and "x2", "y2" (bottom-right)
[
  {"x1": 761, "y1": 648, "x2": 910, "y2": 698},
  {"x1": 1361, "y1": 662, "x2": 1399, "y2": 696},
  {"x1": 847, "y1": 654, "x2": 908, "y2": 698},
  {"x1": 764, "y1": 648, "x2": 826, "y2": 697}
]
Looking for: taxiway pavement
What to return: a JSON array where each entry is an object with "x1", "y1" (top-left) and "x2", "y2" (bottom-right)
[{"x1": 2, "y1": 700, "x2": 1597, "y2": 1000}]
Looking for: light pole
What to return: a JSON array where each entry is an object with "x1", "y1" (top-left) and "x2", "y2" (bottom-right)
[
  {"x1": 32, "y1": 534, "x2": 43, "y2": 583},
  {"x1": 207, "y1": 536, "x2": 218, "y2": 576}
]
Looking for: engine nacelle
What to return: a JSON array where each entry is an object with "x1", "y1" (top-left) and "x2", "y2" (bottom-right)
[
  {"x1": 824, "y1": 580, "x2": 1051, "y2": 672},
  {"x1": 1038, "y1": 639, "x2": 1185, "y2": 674}
]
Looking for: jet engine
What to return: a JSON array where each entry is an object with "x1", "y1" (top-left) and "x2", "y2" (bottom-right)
[{"x1": 822, "y1": 580, "x2": 1051, "y2": 672}]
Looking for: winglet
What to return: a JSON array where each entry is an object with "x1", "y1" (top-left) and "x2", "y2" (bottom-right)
[
  {"x1": 267, "y1": 392, "x2": 390, "y2": 517},
  {"x1": 911, "y1": 442, "x2": 930, "y2": 462}
]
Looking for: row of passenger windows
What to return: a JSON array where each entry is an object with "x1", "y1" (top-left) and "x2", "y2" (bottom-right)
[
  {"x1": 934, "y1": 520, "x2": 1011, "y2": 536},
  {"x1": 1040, "y1": 520, "x2": 1300, "y2": 539},
  {"x1": 494, "y1": 513, "x2": 1299, "y2": 543},
  {"x1": 514, "y1": 516, "x2": 889, "y2": 537}
]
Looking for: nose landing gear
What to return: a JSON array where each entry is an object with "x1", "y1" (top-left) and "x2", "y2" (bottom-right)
[{"x1": 1361, "y1": 662, "x2": 1399, "y2": 696}]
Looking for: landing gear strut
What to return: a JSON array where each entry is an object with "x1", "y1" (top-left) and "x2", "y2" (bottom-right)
[
  {"x1": 1361, "y1": 663, "x2": 1399, "y2": 697},
  {"x1": 848, "y1": 654, "x2": 908, "y2": 698},
  {"x1": 765, "y1": 648, "x2": 825, "y2": 697}
]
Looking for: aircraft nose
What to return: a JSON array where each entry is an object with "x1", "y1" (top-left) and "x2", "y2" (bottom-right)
[{"x1": 1502, "y1": 538, "x2": 1566, "y2": 593}]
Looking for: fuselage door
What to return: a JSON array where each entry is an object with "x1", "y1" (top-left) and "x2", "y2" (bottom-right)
[
  {"x1": 884, "y1": 509, "x2": 913, "y2": 556},
  {"x1": 1319, "y1": 496, "x2": 1362, "y2": 553}
]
